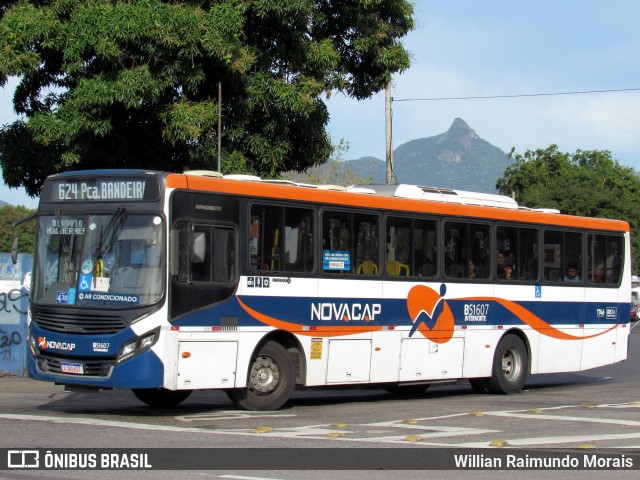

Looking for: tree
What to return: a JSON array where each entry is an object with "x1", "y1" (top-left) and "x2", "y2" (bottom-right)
[
  {"x1": 0, "y1": 0, "x2": 413, "y2": 198},
  {"x1": 280, "y1": 139, "x2": 373, "y2": 186},
  {"x1": 497, "y1": 145, "x2": 640, "y2": 273},
  {"x1": 0, "y1": 204, "x2": 36, "y2": 253}
]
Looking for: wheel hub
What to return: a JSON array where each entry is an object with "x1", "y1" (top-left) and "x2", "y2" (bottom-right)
[
  {"x1": 249, "y1": 356, "x2": 280, "y2": 393},
  {"x1": 502, "y1": 348, "x2": 521, "y2": 381}
]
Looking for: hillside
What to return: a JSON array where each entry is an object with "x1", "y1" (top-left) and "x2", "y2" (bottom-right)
[{"x1": 344, "y1": 118, "x2": 513, "y2": 193}]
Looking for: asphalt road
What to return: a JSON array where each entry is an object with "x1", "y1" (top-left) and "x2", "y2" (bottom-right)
[{"x1": 0, "y1": 323, "x2": 638, "y2": 479}]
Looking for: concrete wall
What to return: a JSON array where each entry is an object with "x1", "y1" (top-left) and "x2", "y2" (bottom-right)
[{"x1": 0, "y1": 253, "x2": 32, "y2": 376}]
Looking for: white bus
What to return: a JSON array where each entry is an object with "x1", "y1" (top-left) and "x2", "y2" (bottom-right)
[{"x1": 23, "y1": 169, "x2": 631, "y2": 410}]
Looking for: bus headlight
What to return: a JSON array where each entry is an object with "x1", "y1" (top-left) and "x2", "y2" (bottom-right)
[
  {"x1": 139, "y1": 333, "x2": 156, "y2": 350},
  {"x1": 117, "y1": 328, "x2": 160, "y2": 363},
  {"x1": 119, "y1": 341, "x2": 137, "y2": 362},
  {"x1": 28, "y1": 333, "x2": 37, "y2": 356}
]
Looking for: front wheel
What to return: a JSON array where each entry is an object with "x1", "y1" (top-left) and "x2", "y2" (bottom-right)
[
  {"x1": 226, "y1": 341, "x2": 295, "y2": 411},
  {"x1": 132, "y1": 388, "x2": 192, "y2": 408},
  {"x1": 487, "y1": 334, "x2": 528, "y2": 395}
]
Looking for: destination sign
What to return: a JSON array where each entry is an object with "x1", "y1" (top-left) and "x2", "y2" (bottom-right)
[{"x1": 43, "y1": 177, "x2": 160, "y2": 203}]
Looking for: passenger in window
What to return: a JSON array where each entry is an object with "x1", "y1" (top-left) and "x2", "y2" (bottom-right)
[
  {"x1": 468, "y1": 258, "x2": 478, "y2": 279},
  {"x1": 503, "y1": 264, "x2": 513, "y2": 280},
  {"x1": 497, "y1": 251, "x2": 506, "y2": 278},
  {"x1": 564, "y1": 262, "x2": 581, "y2": 282},
  {"x1": 591, "y1": 266, "x2": 605, "y2": 283}
]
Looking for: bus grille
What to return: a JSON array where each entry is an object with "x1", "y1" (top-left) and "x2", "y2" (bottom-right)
[
  {"x1": 34, "y1": 312, "x2": 128, "y2": 335},
  {"x1": 37, "y1": 354, "x2": 116, "y2": 377}
]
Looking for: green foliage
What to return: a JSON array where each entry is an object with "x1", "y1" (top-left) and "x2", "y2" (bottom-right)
[
  {"x1": 0, "y1": 0, "x2": 414, "y2": 195},
  {"x1": 497, "y1": 145, "x2": 640, "y2": 273},
  {"x1": 280, "y1": 139, "x2": 373, "y2": 185},
  {"x1": 0, "y1": 205, "x2": 36, "y2": 253}
]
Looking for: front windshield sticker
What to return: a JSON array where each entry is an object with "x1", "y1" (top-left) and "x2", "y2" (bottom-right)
[
  {"x1": 77, "y1": 292, "x2": 139, "y2": 305},
  {"x1": 81, "y1": 260, "x2": 93, "y2": 274},
  {"x1": 55, "y1": 291, "x2": 68, "y2": 304},
  {"x1": 79, "y1": 274, "x2": 110, "y2": 293},
  {"x1": 93, "y1": 277, "x2": 110, "y2": 292},
  {"x1": 79, "y1": 274, "x2": 92, "y2": 291},
  {"x1": 55, "y1": 289, "x2": 76, "y2": 304}
]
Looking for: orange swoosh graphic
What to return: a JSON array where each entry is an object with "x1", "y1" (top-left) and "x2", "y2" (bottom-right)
[
  {"x1": 466, "y1": 296, "x2": 619, "y2": 340},
  {"x1": 237, "y1": 296, "x2": 381, "y2": 337},
  {"x1": 237, "y1": 295, "x2": 618, "y2": 341}
]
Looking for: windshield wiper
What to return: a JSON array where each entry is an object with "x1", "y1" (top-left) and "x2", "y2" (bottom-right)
[{"x1": 94, "y1": 206, "x2": 127, "y2": 262}]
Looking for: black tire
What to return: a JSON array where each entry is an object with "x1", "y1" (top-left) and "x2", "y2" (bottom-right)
[
  {"x1": 226, "y1": 341, "x2": 295, "y2": 411},
  {"x1": 469, "y1": 378, "x2": 489, "y2": 394},
  {"x1": 132, "y1": 388, "x2": 192, "y2": 408},
  {"x1": 383, "y1": 383, "x2": 431, "y2": 395},
  {"x1": 487, "y1": 334, "x2": 528, "y2": 395}
]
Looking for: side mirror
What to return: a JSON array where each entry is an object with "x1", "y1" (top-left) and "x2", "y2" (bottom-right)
[
  {"x1": 11, "y1": 212, "x2": 36, "y2": 264},
  {"x1": 11, "y1": 236, "x2": 19, "y2": 265}
]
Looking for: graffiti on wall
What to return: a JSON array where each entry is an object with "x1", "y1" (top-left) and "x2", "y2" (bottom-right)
[
  {"x1": 0, "y1": 253, "x2": 32, "y2": 375},
  {"x1": 1, "y1": 327, "x2": 22, "y2": 361}
]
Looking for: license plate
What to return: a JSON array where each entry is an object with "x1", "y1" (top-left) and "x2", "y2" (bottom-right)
[{"x1": 60, "y1": 362, "x2": 84, "y2": 374}]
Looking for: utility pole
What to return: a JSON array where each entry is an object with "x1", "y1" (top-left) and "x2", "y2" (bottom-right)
[
  {"x1": 385, "y1": 81, "x2": 394, "y2": 184},
  {"x1": 217, "y1": 82, "x2": 222, "y2": 173}
]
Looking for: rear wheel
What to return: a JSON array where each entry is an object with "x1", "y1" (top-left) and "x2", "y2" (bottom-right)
[
  {"x1": 226, "y1": 341, "x2": 295, "y2": 411},
  {"x1": 487, "y1": 334, "x2": 528, "y2": 394},
  {"x1": 132, "y1": 388, "x2": 192, "y2": 408}
]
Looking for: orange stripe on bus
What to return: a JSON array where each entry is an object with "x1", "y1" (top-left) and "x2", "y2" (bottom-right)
[
  {"x1": 165, "y1": 174, "x2": 628, "y2": 232},
  {"x1": 465, "y1": 296, "x2": 619, "y2": 340},
  {"x1": 238, "y1": 293, "x2": 618, "y2": 342}
]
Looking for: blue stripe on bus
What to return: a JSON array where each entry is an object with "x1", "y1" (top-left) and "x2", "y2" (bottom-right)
[{"x1": 172, "y1": 295, "x2": 627, "y2": 328}]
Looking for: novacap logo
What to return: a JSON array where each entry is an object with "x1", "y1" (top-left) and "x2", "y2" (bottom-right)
[
  {"x1": 407, "y1": 284, "x2": 455, "y2": 344},
  {"x1": 37, "y1": 337, "x2": 76, "y2": 351}
]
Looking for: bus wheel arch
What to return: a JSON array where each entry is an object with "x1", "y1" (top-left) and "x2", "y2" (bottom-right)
[
  {"x1": 487, "y1": 330, "x2": 530, "y2": 395},
  {"x1": 227, "y1": 331, "x2": 302, "y2": 411}
]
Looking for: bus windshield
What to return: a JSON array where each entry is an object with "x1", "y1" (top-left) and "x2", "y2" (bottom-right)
[{"x1": 32, "y1": 211, "x2": 164, "y2": 308}]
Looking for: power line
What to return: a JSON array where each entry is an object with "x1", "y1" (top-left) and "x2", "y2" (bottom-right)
[{"x1": 392, "y1": 87, "x2": 640, "y2": 102}]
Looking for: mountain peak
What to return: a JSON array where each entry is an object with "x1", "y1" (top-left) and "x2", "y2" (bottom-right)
[
  {"x1": 449, "y1": 118, "x2": 471, "y2": 132},
  {"x1": 344, "y1": 118, "x2": 510, "y2": 193}
]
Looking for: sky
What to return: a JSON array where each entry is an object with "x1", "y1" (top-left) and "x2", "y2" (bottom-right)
[{"x1": 2, "y1": 0, "x2": 640, "y2": 208}]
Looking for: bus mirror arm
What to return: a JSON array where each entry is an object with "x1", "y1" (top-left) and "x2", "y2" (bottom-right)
[{"x1": 11, "y1": 212, "x2": 37, "y2": 264}]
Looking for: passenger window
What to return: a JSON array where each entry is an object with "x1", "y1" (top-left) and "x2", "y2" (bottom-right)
[
  {"x1": 497, "y1": 226, "x2": 539, "y2": 281},
  {"x1": 175, "y1": 224, "x2": 236, "y2": 284},
  {"x1": 386, "y1": 216, "x2": 438, "y2": 278},
  {"x1": 588, "y1": 234, "x2": 622, "y2": 285},
  {"x1": 443, "y1": 221, "x2": 490, "y2": 280},
  {"x1": 543, "y1": 230, "x2": 582, "y2": 283},
  {"x1": 322, "y1": 211, "x2": 379, "y2": 275},
  {"x1": 250, "y1": 204, "x2": 314, "y2": 273}
]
